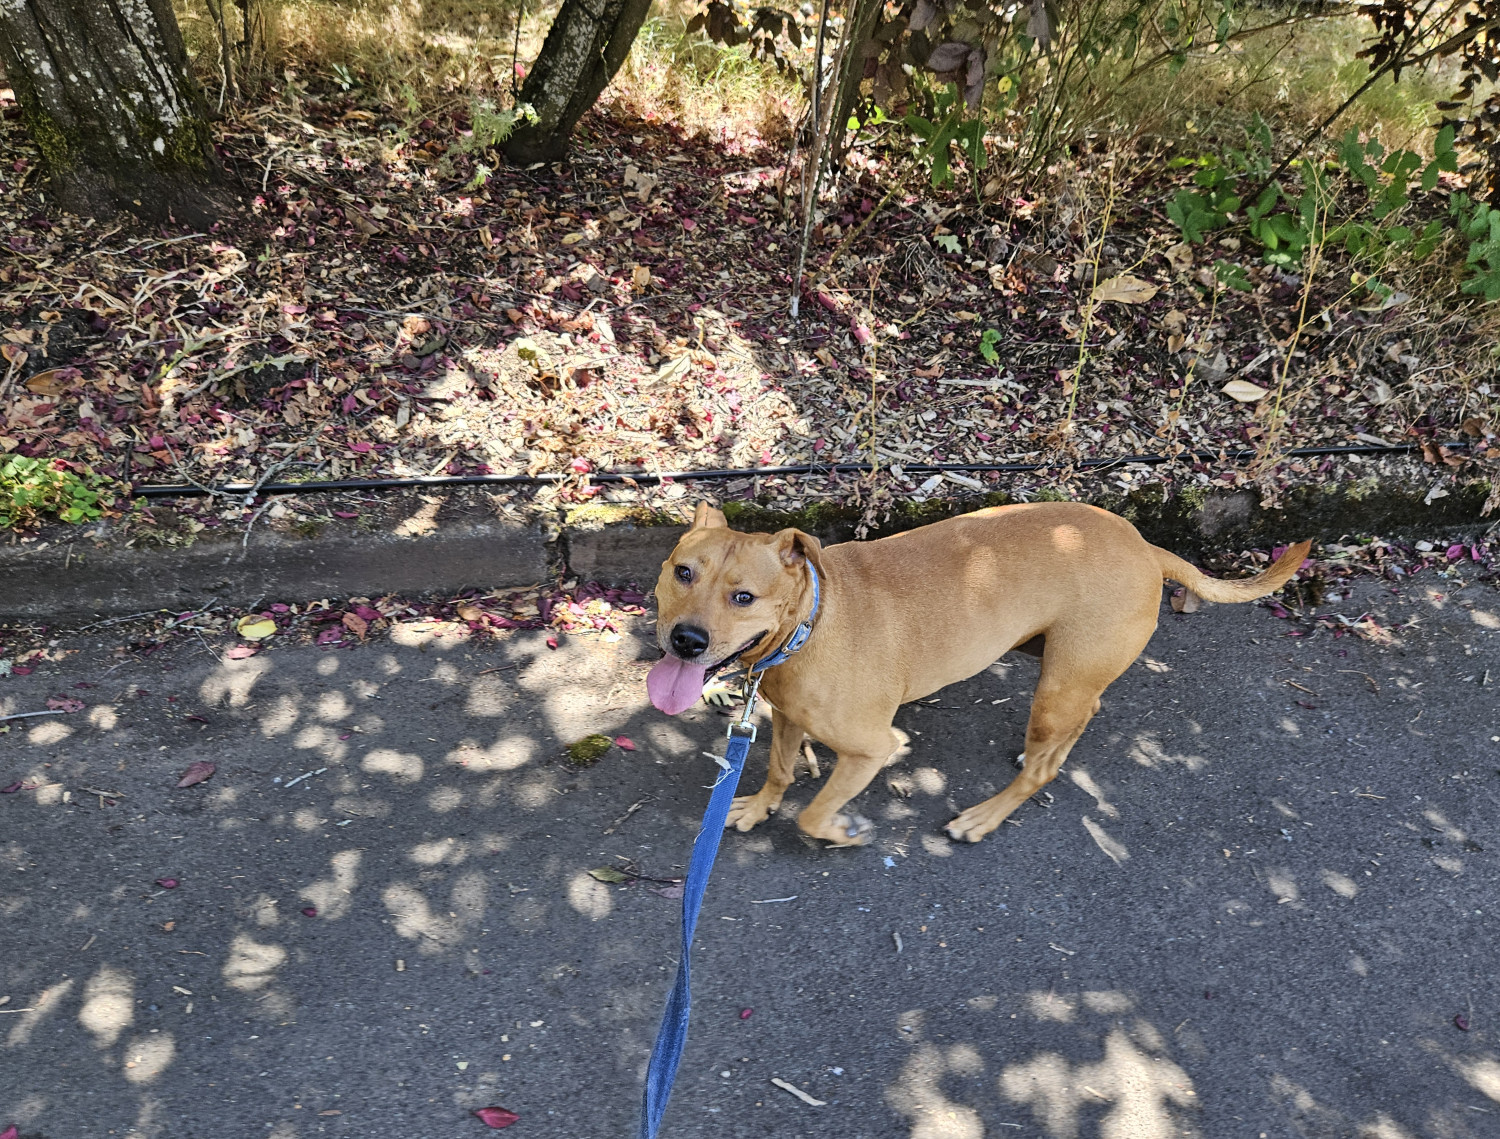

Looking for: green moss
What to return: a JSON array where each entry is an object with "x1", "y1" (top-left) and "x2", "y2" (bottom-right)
[
  {"x1": 566, "y1": 733, "x2": 614, "y2": 766},
  {"x1": 564, "y1": 502, "x2": 680, "y2": 528},
  {"x1": 27, "y1": 111, "x2": 71, "y2": 174}
]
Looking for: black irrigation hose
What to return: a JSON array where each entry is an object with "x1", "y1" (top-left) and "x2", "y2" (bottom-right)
[{"x1": 127, "y1": 441, "x2": 1471, "y2": 500}]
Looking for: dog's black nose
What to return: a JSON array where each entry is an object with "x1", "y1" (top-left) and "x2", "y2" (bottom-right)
[{"x1": 669, "y1": 624, "x2": 711, "y2": 659}]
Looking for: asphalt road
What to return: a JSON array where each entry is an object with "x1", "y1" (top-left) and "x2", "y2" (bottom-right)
[{"x1": 2, "y1": 575, "x2": 1498, "y2": 1138}]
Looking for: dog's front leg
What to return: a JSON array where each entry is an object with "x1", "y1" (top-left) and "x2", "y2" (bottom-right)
[
  {"x1": 795, "y1": 725, "x2": 906, "y2": 847},
  {"x1": 725, "y1": 706, "x2": 802, "y2": 832}
]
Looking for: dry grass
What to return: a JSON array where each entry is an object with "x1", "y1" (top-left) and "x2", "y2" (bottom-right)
[
  {"x1": 175, "y1": 0, "x2": 802, "y2": 151},
  {"x1": 1105, "y1": 12, "x2": 1463, "y2": 154},
  {"x1": 609, "y1": 12, "x2": 803, "y2": 152},
  {"x1": 176, "y1": 0, "x2": 538, "y2": 108}
]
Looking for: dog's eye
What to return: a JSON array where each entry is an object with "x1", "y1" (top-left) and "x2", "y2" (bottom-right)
[
  {"x1": 674, "y1": 565, "x2": 693, "y2": 583},
  {"x1": 731, "y1": 590, "x2": 755, "y2": 607}
]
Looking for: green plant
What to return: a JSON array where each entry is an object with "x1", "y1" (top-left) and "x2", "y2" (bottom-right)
[
  {"x1": 462, "y1": 98, "x2": 535, "y2": 153},
  {"x1": 978, "y1": 328, "x2": 1002, "y2": 363},
  {"x1": 1168, "y1": 119, "x2": 1492, "y2": 295},
  {"x1": 1452, "y1": 193, "x2": 1500, "y2": 300},
  {"x1": 1, "y1": 456, "x2": 114, "y2": 529},
  {"x1": 905, "y1": 83, "x2": 985, "y2": 190}
]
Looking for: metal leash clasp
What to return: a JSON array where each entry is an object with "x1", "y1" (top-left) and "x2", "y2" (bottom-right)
[{"x1": 726, "y1": 671, "x2": 763, "y2": 742}]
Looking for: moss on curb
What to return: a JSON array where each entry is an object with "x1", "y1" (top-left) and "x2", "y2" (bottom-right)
[
  {"x1": 662, "y1": 475, "x2": 1494, "y2": 557},
  {"x1": 563, "y1": 503, "x2": 681, "y2": 529},
  {"x1": 566, "y1": 733, "x2": 614, "y2": 766}
]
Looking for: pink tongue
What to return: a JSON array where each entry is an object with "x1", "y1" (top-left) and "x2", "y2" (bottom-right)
[{"x1": 647, "y1": 656, "x2": 711, "y2": 715}]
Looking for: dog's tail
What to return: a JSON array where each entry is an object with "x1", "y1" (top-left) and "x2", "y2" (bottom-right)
[{"x1": 1152, "y1": 540, "x2": 1311, "y2": 605}]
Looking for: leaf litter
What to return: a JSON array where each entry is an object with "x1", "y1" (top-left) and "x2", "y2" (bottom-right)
[{"x1": 1, "y1": 79, "x2": 1497, "y2": 534}]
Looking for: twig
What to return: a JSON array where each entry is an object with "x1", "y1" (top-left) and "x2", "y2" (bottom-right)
[
  {"x1": 603, "y1": 796, "x2": 651, "y2": 835},
  {"x1": 196, "y1": 629, "x2": 224, "y2": 665},
  {"x1": 0, "y1": 710, "x2": 67, "y2": 723},
  {"x1": 162, "y1": 440, "x2": 237, "y2": 499},
  {"x1": 770, "y1": 1078, "x2": 827, "y2": 1107},
  {"x1": 240, "y1": 497, "x2": 277, "y2": 553}
]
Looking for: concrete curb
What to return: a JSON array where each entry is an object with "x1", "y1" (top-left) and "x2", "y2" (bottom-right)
[
  {"x1": 0, "y1": 516, "x2": 549, "y2": 621},
  {"x1": 562, "y1": 471, "x2": 1496, "y2": 587},
  {"x1": 1, "y1": 466, "x2": 1492, "y2": 621}
]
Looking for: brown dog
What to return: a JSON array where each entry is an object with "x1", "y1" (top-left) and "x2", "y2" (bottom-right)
[{"x1": 648, "y1": 501, "x2": 1309, "y2": 846}]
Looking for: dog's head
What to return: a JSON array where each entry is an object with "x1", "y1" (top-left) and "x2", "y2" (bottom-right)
[{"x1": 647, "y1": 502, "x2": 823, "y2": 715}]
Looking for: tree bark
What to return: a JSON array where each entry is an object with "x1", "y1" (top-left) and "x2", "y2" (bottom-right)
[
  {"x1": 0, "y1": 0, "x2": 221, "y2": 223},
  {"x1": 503, "y1": 0, "x2": 653, "y2": 164}
]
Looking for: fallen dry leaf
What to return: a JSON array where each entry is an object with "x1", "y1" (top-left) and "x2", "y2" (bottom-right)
[
  {"x1": 473, "y1": 1106, "x2": 520, "y2": 1128},
  {"x1": 1164, "y1": 242, "x2": 1194, "y2": 272},
  {"x1": 1, "y1": 1124, "x2": 17, "y2": 1139},
  {"x1": 614, "y1": 736, "x2": 636, "y2": 751},
  {"x1": 456, "y1": 603, "x2": 483, "y2": 622},
  {"x1": 45, "y1": 696, "x2": 85, "y2": 713},
  {"x1": 224, "y1": 644, "x2": 259, "y2": 660},
  {"x1": 25, "y1": 368, "x2": 74, "y2": 396},
  {"x1": 154, "y1": 878, "x2": 179, "y2": 889},
  {"x1": 236, "y1": 616, "x2": 277, "y2": 640},
  {"x1": 1091, "y1": 274, "x2": 1159, "y2": 305},
  {"x1": 588, "y1": 865, "x2": 629, "y2": 883},
  {"x1": 176, "y1": 761, "x2": 216, "y2": 788},
  {"x1": 1221, "y1": 379, "x2": 1270, "y2": 403},
  {"x1": 342, "y1": 611, "x2": 369, "y2": 640}
]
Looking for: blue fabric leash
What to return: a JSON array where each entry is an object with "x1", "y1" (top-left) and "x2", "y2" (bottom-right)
[{"x1": 638, "y1": 564, "x2": 820, "y2": 1139}]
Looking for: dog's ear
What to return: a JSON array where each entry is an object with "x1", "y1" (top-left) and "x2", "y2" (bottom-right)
[
  {"x1": 691, "y1": 501, "x2": 728, "y2": 530},
  {"x1": 774, "y1": 529, "x2": 824, "y2": 578}
]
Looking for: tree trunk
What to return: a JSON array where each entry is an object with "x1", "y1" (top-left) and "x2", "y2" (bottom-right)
[
  {"x1": 0, "y1": 0, "x2": 221, "y2": 223},
  {"x1": 503, "y1": 0, "x2": 653, "y2": 164}
]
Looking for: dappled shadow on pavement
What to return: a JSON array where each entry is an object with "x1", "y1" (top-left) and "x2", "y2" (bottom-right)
[{"x1": 1, "y1": 576, "x2": 1497, "y2": 1136}]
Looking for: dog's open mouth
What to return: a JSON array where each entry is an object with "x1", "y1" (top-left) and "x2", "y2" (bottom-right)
[{"x1": 647, "y1": 632, "x2": 767, "y2": 716}]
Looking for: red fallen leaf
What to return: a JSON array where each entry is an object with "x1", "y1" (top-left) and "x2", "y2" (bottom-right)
[
  {"x1": 614, "y1": 736, "x2": 636, "y2": 751},
  {"x1": 317, "y1": 627, "x2": 343, "y2": 645},
  {"x1": 739, "y1": 1008, "x2": 752, "y2": 1019},
  {"x1": 12, "y1": 667, "x2": 31, "y2": 675},
  {"x1": 225, "y1": 644, "x2": 258, "y2": 660},
  {"x1": 681, "y1": 216, "x2": 697, "y2": 231},
  {"x1": 1454, "y1": 1013, "x2": 1470, "y2": 1031},
  {"x1": 155, "y1": 878, "x2": 179, "y2": 889},
  {"x1": 301, "y1": 906, "x2": 318, "y2": 917},
  {"x1": 852, "y1": 324, "x2": 873, "y2": 345},
  {"x1": 473, "y1": 1106, "x2": 520, "y2": 1129},
  {"x1": 349, "y1": 440, "x2": 372, "y2": 454},
  {"x1": 1, "y1": 1124, "x2": 17, "y2": 1139},
  {"x1": 176, "y1": 761, "x2": 216, "y2": 788},
  {"x1": 546, "y1": 636, "x2": 558, "y2": 649},
  {"x1": 1445, "y1": 543, "x2": 1465, "y2": 560},
  {"x1": 2, "y1": 782, "x2": 23, "y2": 794},
  {"x1": 46, "y1": 696, "x2": 85, "y2": 713},
  {"x1": 334, "y1": 510, "x2": 359, "y2": 519}
]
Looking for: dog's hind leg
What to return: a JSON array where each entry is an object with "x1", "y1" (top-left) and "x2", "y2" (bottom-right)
[
  {"x1": 726, "y1": 706, "x2": 804, "y2": 832},
  {"x1": 945, "y1": 678, "x2": 1101, "y2": 843}
]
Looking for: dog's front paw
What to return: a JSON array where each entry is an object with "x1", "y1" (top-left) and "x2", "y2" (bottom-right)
[
  {"x1": 800, "y1": 812, "x2": 875, "y2": 847},
  {"x1": 945, "y1": 806, "x2": 998, "y2": 844},
  {"x1": 725, "y1": 793, "x2": 778, "y2": 832}
]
